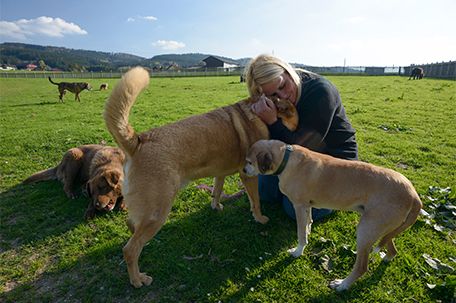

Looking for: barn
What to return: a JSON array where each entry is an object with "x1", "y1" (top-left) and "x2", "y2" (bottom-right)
[{"x1": 202, "y1": 56, "x2": 239, "y2": 70}]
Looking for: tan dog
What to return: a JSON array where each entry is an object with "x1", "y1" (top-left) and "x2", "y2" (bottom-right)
[
  {"x1": 48, "y1": 77, "x2": 92, "y2": 102},
  {"x1": 104, "y1": 67, "x2": 298, "y2": 288},
  {"x1": 23, "y1": 144, "x2": 125, "y2": 220},
  {"x1": 100, "y1": 83, "x2": 109, "y2": 90},
  {"x1": 244, "y1": 139, "x2": 422, "y2": 291}
]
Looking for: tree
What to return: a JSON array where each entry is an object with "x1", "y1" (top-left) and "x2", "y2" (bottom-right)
[{"x1": 38, "y1": 59, "x2": 47, "y2": 71}]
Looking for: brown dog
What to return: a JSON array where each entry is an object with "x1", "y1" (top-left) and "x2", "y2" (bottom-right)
[
  {"x1": 104, "y1": 67, "x2": 298, "y2": 288},
  {"x1": 48, "y1": 77, "x2": 92, "y2": 102},
  {"x1": 23, "y1": 144, "x2": 125, "y2": 220},
  {"x1": 409, "y1": 67, "x2": 424, "y2": 80},
  {"x1": 244, "y1": 139, "x2": 422, "y2": 291},
  {"x1": 100, "y1": 83, "x2": 109, "y2": 90}
]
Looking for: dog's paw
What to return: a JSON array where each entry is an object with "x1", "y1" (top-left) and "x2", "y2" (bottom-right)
[
  {"x1": 131, "y1": 273, "x2": 153, "y2": 288},
  {"x1": 287, "y1": 246, "x2": 304, "y2": 258},
  {"x1": 255, "y1": 214, "x2": 269, "y2": 224},
  {"x1": 329, "y1": 279, "x2": 349, "y2": 291}
]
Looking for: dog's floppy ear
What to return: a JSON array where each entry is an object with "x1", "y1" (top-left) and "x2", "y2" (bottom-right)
[
  {"x1": 104, "y1": 171, "x2": 120, "y2": 188},
  {"x1": 257, "y1": 152, "x2": 273, "y2": 174}
]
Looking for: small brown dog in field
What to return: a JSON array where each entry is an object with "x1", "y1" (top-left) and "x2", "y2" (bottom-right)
[
  {"x1": 100, "y1": 83, "x2": 109, "y2": 90},
  {"x1": 23, "y1": 144, "x2": 125, "y2": 220},
  {"x1": 104, "y1": 67, "x2": 298, "y2": 288},
  {"x1": 244, "y1": 139, "x2": 422, "y2": 291},
  {"x1": 48, "y1": 77, "x2": 92, "y2": 102}
]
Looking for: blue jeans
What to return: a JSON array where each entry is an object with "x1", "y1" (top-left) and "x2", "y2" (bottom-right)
[{"x1": 258, "y1": 175, "x2": 333, "y2": 221}]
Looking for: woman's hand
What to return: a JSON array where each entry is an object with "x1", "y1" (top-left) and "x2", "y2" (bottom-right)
[{"x1": 251, "y1": 95, "x2": 278, "y2": 125}]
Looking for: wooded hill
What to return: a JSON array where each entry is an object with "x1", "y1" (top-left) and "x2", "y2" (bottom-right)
[{"x1": 0, "y1": 42, "x2": 247, "y2": 71}]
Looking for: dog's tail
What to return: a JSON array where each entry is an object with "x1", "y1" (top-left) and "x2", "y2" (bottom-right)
[
  {"x1": 104, "y1": 67, "x2": 150, "y2": 156},
  {"x1": 48, "y1": 77, "x2": 59, "y2": 85},
  {"x1": 23, "y1": 167, "x2": 57, "y2": 184}
]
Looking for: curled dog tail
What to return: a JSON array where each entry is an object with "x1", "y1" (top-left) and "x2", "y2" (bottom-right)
[
  {"x1": 48, "y1": 77, "x2": 58, "y2": 85},
  {"x1": 23, "y1": 167, "x2": 57, "y2": 184},
  {"x1": 104, "y1": 67, "x2": 150, "y2": 156}
]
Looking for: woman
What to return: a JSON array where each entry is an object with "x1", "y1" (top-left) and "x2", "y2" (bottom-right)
[{"x1": 245, "y1": 54, "x2": 358, "y2": 221}]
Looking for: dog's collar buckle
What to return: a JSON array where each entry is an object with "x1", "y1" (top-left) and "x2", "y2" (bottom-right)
[{"x1": 273, "y1": 144, "x2": 293, "y2": 175}]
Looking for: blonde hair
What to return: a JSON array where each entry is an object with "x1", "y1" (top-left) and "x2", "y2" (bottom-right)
[{"x1": 244, "y1": 54, "x2": 302, "y2": 100}]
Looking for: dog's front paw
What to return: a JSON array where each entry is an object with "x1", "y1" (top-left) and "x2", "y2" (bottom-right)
[
  {"x1": 287, "y1": 246, "x2": 304, "y2": 258},
  {"x1": 131, "y1": 273, "x2": 153, "y2": 288},
  {"x1": 255, "y1": 214, "x2": 269, "y2": 224},
  {"x1": 329, "y1": 279, "x2": 348, "y2": 291}
]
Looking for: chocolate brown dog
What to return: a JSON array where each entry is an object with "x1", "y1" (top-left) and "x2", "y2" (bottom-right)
[
  {"x1": 48, "y1": 77, "x2": 92, "y2": 102},
  {"x1": 244, "y1": 139, "x2": 422, "y2": 291},
  {"x1": 23, "y1": 144, "x2": 125, "y2": 220},
  {"x1": 104, "y1": 67, "x2": 298, "y2": 288}
]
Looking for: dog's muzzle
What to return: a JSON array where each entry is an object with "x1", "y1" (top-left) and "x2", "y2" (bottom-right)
[{"x1": 243, "y1": 164, "x2": 257, "y2": 177}]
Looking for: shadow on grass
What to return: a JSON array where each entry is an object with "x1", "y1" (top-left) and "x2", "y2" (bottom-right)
[
  {"x1": 1, "y1": 182, "x2": 94, "y2": 250},
  {"x1": 8, "y1": 101, "x2": 60, "y2": 107},
  {"x1": 0, "y1": 190, "x2": 298, "y2": 302}
]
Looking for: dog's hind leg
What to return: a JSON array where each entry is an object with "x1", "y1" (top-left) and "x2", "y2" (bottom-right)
[
  {"x1": 123, "y1": 186, "x2": 176, "y2": 288},
  {"x1": 330, "y1": 214, "x2": 390, "y2": 291},
  {"x1": 211, "y1": 176, "x2": 225, "y2": 211},
  {"x1": 240, "y1": 173, "x2": 269, "y2": 224},
  {"x1": 374, "y1": 197, "x2": 422, "y2": 261},
  {"x1": 58, "y1": 147, "x2": 84, "y2": 199}
]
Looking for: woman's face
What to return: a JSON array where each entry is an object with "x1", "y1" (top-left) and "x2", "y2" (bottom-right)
[{"x1": 260, "y1": 72, "x2": 298, "y2": 105}]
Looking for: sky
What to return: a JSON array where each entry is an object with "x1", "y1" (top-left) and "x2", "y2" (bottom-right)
[{"x1": 1, "y1": 0, "x2": 455, "y2": 67}]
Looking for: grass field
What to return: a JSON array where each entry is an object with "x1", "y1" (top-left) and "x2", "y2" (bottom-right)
[{"x1": 0, "y1": 74, "x2": 455, "y2": 302}]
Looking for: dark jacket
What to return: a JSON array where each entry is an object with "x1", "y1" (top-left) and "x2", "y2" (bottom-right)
[{"x1": 268, "y1": 72, "x2": 358, "y2": 160}]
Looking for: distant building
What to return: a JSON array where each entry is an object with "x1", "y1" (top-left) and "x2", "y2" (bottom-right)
[
  {"x1": 202, "y1": 56, "x2": 239, "y2": 70},
  {"x1": 26, "y1": 64, "x2": 37, "y2": 71}
]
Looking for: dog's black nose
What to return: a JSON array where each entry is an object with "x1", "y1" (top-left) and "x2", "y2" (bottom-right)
[{"x1": 243, "y1": 168, "x2": 247, "y2": 174}]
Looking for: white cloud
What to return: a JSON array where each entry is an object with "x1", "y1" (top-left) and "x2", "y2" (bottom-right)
[
  {"x1": 153, "y1": 40, "x2": 185, "y2": 50},
  {"x1": 127, "y1": 15, "x2": 158, "y2": 22},
  {"x1": 344, "y1": 16, "x2": 366, "y2": 24},
  {"x1": 0, "y1": 16, "x2": 87, "y2": 40}
]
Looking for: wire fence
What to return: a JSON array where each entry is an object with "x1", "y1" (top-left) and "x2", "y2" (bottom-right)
[{"x1": 1, "y1": 61, "x2": 454, "y2": 80}]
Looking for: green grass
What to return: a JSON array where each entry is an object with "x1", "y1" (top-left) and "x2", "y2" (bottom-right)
[{"x1": 0, "y1": 75, "x2": 455, "y2": 302}]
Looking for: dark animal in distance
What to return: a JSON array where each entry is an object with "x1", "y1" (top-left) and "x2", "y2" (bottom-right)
[
  {"x1": 409, "y1": 67, "x2": 424, "y2": 80},
  {"x1": 48, "y1": 77, "x2": 92, "y2": 102}
]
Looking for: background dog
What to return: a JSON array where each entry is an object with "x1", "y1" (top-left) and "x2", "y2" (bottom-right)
[
  {"x1": 23, "y1": 144, "x2": 125, "y2": 220},
  {"x1": 100, "y1": 83, "x2": 109, "y2": 90},
  {"x1": 244, "y1": 139, "x2": 422, "y2": 291},
  {"x1": 104, "y1": 67, "x2": 298, "y2": 288},
  {"x1": 409, "y1": 67, "x2": 424, "y2": 80},
  {"x1": 48, "y1": 77, "x2": 92, "y2": 102}
]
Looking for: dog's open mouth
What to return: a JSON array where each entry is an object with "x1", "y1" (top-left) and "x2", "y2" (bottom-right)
[{"x1": 104, "y1": 200, "x2": 116, "y2": 211}]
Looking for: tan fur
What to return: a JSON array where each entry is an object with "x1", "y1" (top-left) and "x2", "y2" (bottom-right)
[
  {"x1": 48, "y1": 77, "x2": 92, "y2": 102},
  {"x1": 103, "y1": 67, "x2": 298, "y2": 288},
  {"x1": 23, "y1": 144, "x2": 125, "y2": 220},
  {"x1": 244, "y1": 139, "x2": 422, "y2": 291}
]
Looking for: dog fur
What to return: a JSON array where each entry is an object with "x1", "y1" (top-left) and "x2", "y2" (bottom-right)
[
  {"x1": 23, "y1": 144, "x2": 125, "y2": 220},
  {"x1": 244, "y1": 139, "x2": 422, "y2": 291},
  {"x1": 100, "y1": 83, "x2": 109, "y2": 90},
  {"x1": 103, "y1": 67, "x2": 298, "y2": 288},
  {"x1": 409, "y1": 67, "x2": 424, "y2": 80},
  {"x1": 48, "y1": 77, "x2": 92, "y2": 102}
]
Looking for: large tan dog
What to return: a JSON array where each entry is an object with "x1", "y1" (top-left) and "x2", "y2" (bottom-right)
[
  {"x1": 104, "y1": 67, "x2": 298, "y2": 288},
  {"x1": 244, "y1": 139, "x2": 422, "y2": 291},
  {"x1": 23, "y1": 144, "x2": 125, "y2": 220},
  {"x1": 48, "y1": 77, "x2": 92, "y2": 102}
]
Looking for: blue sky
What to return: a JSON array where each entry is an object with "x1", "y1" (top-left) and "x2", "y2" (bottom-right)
[{"x1": 1, "y1": 0, "x2": 455, "y2": 66}]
